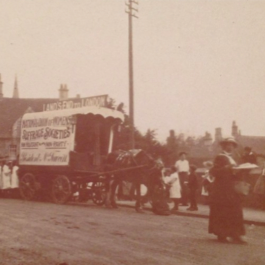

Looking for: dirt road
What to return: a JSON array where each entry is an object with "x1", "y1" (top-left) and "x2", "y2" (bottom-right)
[{"x1": 0, "y1": 199, "x2": 264, "y2": 265}]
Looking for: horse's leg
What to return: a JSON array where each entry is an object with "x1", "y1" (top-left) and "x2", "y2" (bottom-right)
[
  {"x1": 110, "y1": 178, "x2": 119, "y2": 208},
  {"x1": 129, "y1": 182, "x2": 136, "y2": 200},
  {"x1": 135, "y1": 177, "x2": 144, "y2": 213},
  {"x1": 104, "y1": 175, "x2": 112, "y2": 208},
  {"x1": 105, "y1": 175, "x2": 118, "y2": 208},
  {"x1": 143, "y1": 179, "x2": 151, "y2": 205},
  {"x1": 117, "y1": 179, "x2": 124, "y2": 200}
]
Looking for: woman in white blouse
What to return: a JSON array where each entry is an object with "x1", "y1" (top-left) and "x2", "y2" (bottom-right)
[
  {"x1": 2, "y1": 161, "x2": 11, "y2": 189},
  {"x1": 11, "y1": 161, "x2": 19, "y2": 189}
]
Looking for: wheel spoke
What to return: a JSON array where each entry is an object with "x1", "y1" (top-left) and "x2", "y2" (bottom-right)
[
  {"x1": 92, "y1": 182, "x2": 106, "y2": 206},
  {"x1": 19, "y1": 173, "x2": 37, "y2": 201}
]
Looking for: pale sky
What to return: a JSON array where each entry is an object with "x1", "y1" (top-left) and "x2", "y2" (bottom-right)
[{"x1": 1, "y1": 0, "x2": 265, "y2": 142}]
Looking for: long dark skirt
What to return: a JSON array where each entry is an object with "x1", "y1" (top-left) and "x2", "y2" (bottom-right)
[
  {"x1": 209, "y1": 204, "x2": 245, "y2": 238},
  {"x1": 152, "y1": 184, "x2": 170, "y2": 216}
]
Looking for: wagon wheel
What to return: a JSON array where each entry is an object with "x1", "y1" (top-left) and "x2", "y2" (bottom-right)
[
  {"x1": 51, "y1": 175, "x2": 72, "y2": 204},
  {"x1": 19, "y1": 173, "x2": 39, "y2": 201},
  {"x1": 92, "y1": 181, "x2": 107, "y2": 206}
]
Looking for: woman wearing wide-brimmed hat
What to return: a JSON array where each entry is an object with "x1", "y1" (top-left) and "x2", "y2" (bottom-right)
[{"x1": 208, "y1": 137, "x2": 246, "y2": 244}]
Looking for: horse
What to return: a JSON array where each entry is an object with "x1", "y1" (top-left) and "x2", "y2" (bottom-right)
[{"x1": 104, "y1": 149, "x2": 168, "y2": 213}]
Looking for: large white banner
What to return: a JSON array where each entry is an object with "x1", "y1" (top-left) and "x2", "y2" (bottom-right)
[{"x1": 19, "y1": 115, "x2": 75, "y2": 166}]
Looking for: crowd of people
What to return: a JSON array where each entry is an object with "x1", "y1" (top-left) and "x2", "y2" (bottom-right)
[
  {"x1": 161, "y1": 152, "x2": 199, "y2": 214},
  {"x1": 157, "y1": 137, "x2": 265, "y2": 244}
]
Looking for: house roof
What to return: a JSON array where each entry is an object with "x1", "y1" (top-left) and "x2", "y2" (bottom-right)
[
  {"x1": 0, "y1": 97, "x2": 58, "y2": 138},
  {"x1": 236, "y1": 135, "x2": 265, "y2": 155},
  {"x1": 188, "y1": 145, "x2": 213, "y2": 159}
]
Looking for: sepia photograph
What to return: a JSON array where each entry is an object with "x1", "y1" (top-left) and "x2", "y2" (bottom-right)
[{"x1": 0, "y1": 0, "x2": 265, "y2": 264}]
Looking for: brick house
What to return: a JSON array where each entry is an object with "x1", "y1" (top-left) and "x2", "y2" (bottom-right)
[{"x1": 0, "y1": 75, "x2": 70, "y2": 159}]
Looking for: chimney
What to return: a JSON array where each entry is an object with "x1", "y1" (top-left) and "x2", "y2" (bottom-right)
[
  {"x1": 215, "y1": 127, "x2": 222, "y2": 142},
  {"x1": 169, "y1": 129, "x2": 175, "y2": 137},
  {"x1": 232, "y1": 120, "x2": 238, "y2": 137},
  {"x1": 204, "y1": 131, "x2": 213, "y2": 146},
  {"x1": 13, "y1": 75, "x2": 19, "y2": 98},
  {"x1": 59, "y1": 84, "x2": 69, "y2": 100},
  {"x1": 0, "y1": 74, "x2": 3, "y2": 98}
]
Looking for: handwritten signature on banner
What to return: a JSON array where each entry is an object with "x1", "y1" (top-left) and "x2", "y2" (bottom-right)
[{"x1": 20, "y1": 151, "x2": 68, "y2": 163}]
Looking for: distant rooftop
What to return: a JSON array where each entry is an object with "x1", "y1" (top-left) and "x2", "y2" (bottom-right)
[
  {"x1": 0, "y1": 97, "x2": 58, "y2": 138},
  {"x1": 237, "y1": 135, "x2": 265, "y2": 155}
]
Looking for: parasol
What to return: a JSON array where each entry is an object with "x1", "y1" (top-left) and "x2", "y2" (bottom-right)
[{"x1": 233, "y1": 163, "x2": 259, "y2": 170}]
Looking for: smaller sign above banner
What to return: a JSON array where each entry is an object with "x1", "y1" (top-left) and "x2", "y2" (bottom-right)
[{"x1": 43, "y1": 94, "x2": 108, "y2": 112}]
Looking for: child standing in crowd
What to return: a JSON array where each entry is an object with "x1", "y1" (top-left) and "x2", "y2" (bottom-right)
[
  {"x1": 187, "y1": 165, "x2": 198, "y2": 211},
  {"x1": 163, "y1": 166, "x2": 181, "y2": 213},
  {"x1": 201, "y1": 161, "x2": 214, "y2": 204}
]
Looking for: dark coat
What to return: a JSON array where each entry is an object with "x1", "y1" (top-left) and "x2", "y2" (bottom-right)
[
  {"x1": 188, "y1": 172, "x2": 198, "y2": 190},
  {"x1": 242, "y1": 152, "x2": 257, "y2": 164},
  {"x1": 209, "y1": 154, "x2": 240, "y2": 206},
  {"x1": 208, "y1": 152, "x2": 245, "y2": 237}
]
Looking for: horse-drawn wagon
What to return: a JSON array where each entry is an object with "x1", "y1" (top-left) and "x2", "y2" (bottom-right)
[
  {"x1": 18, "y1": 105, "x2": 163, "y2": 210},
  {"x1": 18, "y1": 106, "x2": 124, "y2": 204}
]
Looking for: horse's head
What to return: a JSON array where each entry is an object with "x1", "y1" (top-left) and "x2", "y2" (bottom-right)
[
  {"x1": 106, "y1": 149, "x2": 164, "y2": 179},
  {"x1": 130, "y1": 150, "x2": 153, "y2": 166},
  {"x1": 131, "y1": 150, "x2": 165, "y2": 180}
]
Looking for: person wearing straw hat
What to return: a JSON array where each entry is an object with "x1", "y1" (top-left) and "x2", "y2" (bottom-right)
[{"x1": 208, "y1": 136, "x2": 246, "y2": 244}]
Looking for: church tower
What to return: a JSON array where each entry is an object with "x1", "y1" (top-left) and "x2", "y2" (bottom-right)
[
  {"x1": 13, "y1": 75, "x2": 19, "y2": 98},
  {"x1": 215, "y1": 127, "x2": 222, "y2": 142}
]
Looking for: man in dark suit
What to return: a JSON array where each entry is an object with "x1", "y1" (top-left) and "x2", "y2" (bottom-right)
[{"x1": 242, "y1": 147, "x2": 257, "y2": 164}]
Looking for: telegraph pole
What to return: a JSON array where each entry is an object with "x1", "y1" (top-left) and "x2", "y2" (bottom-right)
[{"x1": 125, "y1": 0, "x2": 138, "y2": 149}]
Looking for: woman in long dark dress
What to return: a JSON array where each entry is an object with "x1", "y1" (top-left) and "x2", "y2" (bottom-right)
[{"x1": 209, "y1": 137, "x2": 246, "y2": 243}]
